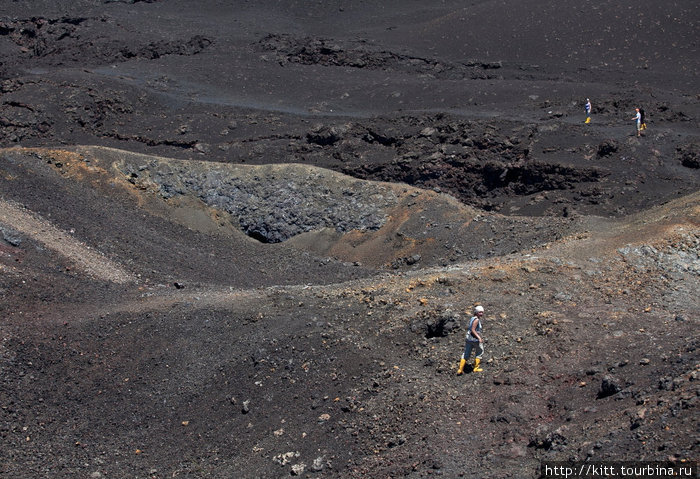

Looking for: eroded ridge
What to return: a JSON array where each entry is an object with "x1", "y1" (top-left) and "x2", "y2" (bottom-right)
[{"x1": 0, "y1": 199, "x2": 134, "y2": 284}]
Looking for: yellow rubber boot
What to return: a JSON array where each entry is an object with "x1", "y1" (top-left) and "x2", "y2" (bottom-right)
[
  {"x1": 457, "y1": 358, "x2": 467, "y2": 375},
  {"x1": 473, "y1": 358, "x2": 483, "y2": 372},
  {"x1": 585, "y1": 117, "x2": 591, "y2": 124}
]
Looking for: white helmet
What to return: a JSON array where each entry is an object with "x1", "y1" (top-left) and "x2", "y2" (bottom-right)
[{"x1": 474, "y1": 305, "x2": 484, "y2": 313}]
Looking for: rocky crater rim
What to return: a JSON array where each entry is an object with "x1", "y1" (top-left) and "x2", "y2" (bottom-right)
[
  {"x1": 8, "y1": 146, "x2": 477, "y2": 244},
  {"x1": 113, "y1": 151, "x2": 400, "y2": 244}
]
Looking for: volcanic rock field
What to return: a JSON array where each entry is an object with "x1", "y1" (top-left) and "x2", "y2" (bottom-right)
[{"x1": 0, "y1": 1, "x2": 698, "y2": 478}]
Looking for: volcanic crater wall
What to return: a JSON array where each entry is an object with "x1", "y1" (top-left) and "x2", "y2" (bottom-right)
[{"x1": 117, "y1": 156, "x2": 398, "y2": 243}]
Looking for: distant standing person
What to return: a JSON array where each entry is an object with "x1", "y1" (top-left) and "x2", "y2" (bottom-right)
[
  {"x1": 457, "y1": 305, "x2": 485, "y2": 374},
  {"x1": 639, "y1": 107, "x2": 646, "y2": 131},
  {"x1": 632, "y1": 108, "x2": 642, "y2": 137},
  {"x1": 585, "y1": 98, "x2": 592, "y2": 124}
]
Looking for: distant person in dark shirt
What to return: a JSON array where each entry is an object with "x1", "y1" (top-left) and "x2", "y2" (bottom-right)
[
  {"x1": 585, "y1": 98, "x2": 592, "y2": 124},
  {"x1": 457, "y1": 305, "x2": 485, "y2": 374}
]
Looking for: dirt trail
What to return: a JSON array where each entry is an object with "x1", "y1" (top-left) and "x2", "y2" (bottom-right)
[
  {"x1": 76, "y1": 190, "x2": 700, "y2": 320},
  {"x1": 0, "y1": 199, "x2": 135, "y2": 284}
]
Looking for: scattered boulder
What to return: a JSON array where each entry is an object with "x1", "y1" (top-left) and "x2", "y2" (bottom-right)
[
  {"x1": 0, "y1": 226, "x2": 22, "y2": 247},
  {"x1": 419, "y1": 127, "x2": 437, "y2": 137},
  {"x1": 311, "y1": 456, "x2": 327, "y2": 472},
  {"x1": 630, "y1": 407, "x2": 647, "y2": 429},
  {"x1": 391, "y1": 254, "x2": 422, "y2": 269},
  {"x1": 677, "y1": 143, "x2": 699, "y2": 169},
  {"x1": 273, "y1": 451, "x2": 299, "y2": 466},
  {"x1": 598, "y1": 375, "x2": 622, "y2": 398},
  {"x1": 529, "y1": 425, "x2": 568, "y2": 451},
  {"x1": 554, "y1": 291, "x2": 572, "y2": 301},
  {"x1": 411, "y1": 309, "x2": 459, "y2": 338},
  {"x1": 597, "y1": 139, "x2": 619, "y2": 157},
  {"x1": 291, "y1": 463, "x2": 306, "y2": 475},
  {"x1": 307, "y1": 125, "x2": 346, "y2": 145},
  {"x1": 387, "y1": 434, "x2": 407, "y2": 447},
  {"x1": 658, "y1": 376, "x2": 675, "y2": 391}
]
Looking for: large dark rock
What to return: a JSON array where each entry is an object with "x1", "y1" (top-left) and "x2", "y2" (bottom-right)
[
  {"x1": 677, "y1": 143, "x2": 699, "y2": 169},
  {"x1": 597, "y1": 139, "x2": 619, "y2": 157}
]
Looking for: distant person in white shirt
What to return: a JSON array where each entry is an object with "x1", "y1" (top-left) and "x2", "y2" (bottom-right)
[{"x1": 632, "y1": 108, "x2": 642, "y2": 137}]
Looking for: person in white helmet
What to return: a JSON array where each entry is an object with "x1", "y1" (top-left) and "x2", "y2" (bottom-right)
[{"x1": 457, "y1": 305, "x2": 485, "y2": 374}]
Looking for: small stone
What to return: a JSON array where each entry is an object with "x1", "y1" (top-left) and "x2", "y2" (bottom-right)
[
  {"x1": 406, "y1": 254, "x2": 421, "y2": 265},
  {"x1": 291, "y1": 463, "x2": 306, "y2": 476},
  {"x1": 598, "y1": 375, "x2": 622, "y2": 398},
  {"x1": 273, "y1": 451, "x2": 299, "y2": 466},
  {"x1": 554, "y1": 292, "x2": 572, "y2": 301},
  {"x1": 1, "y1": 227, "x2": 22, "y2": 247},
  {"x1": 194, "y1": 142, "x2": 210, "y2": 153},
  {"x1": 311, "y1": 456, "x2": 326, "y2": 472}
]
